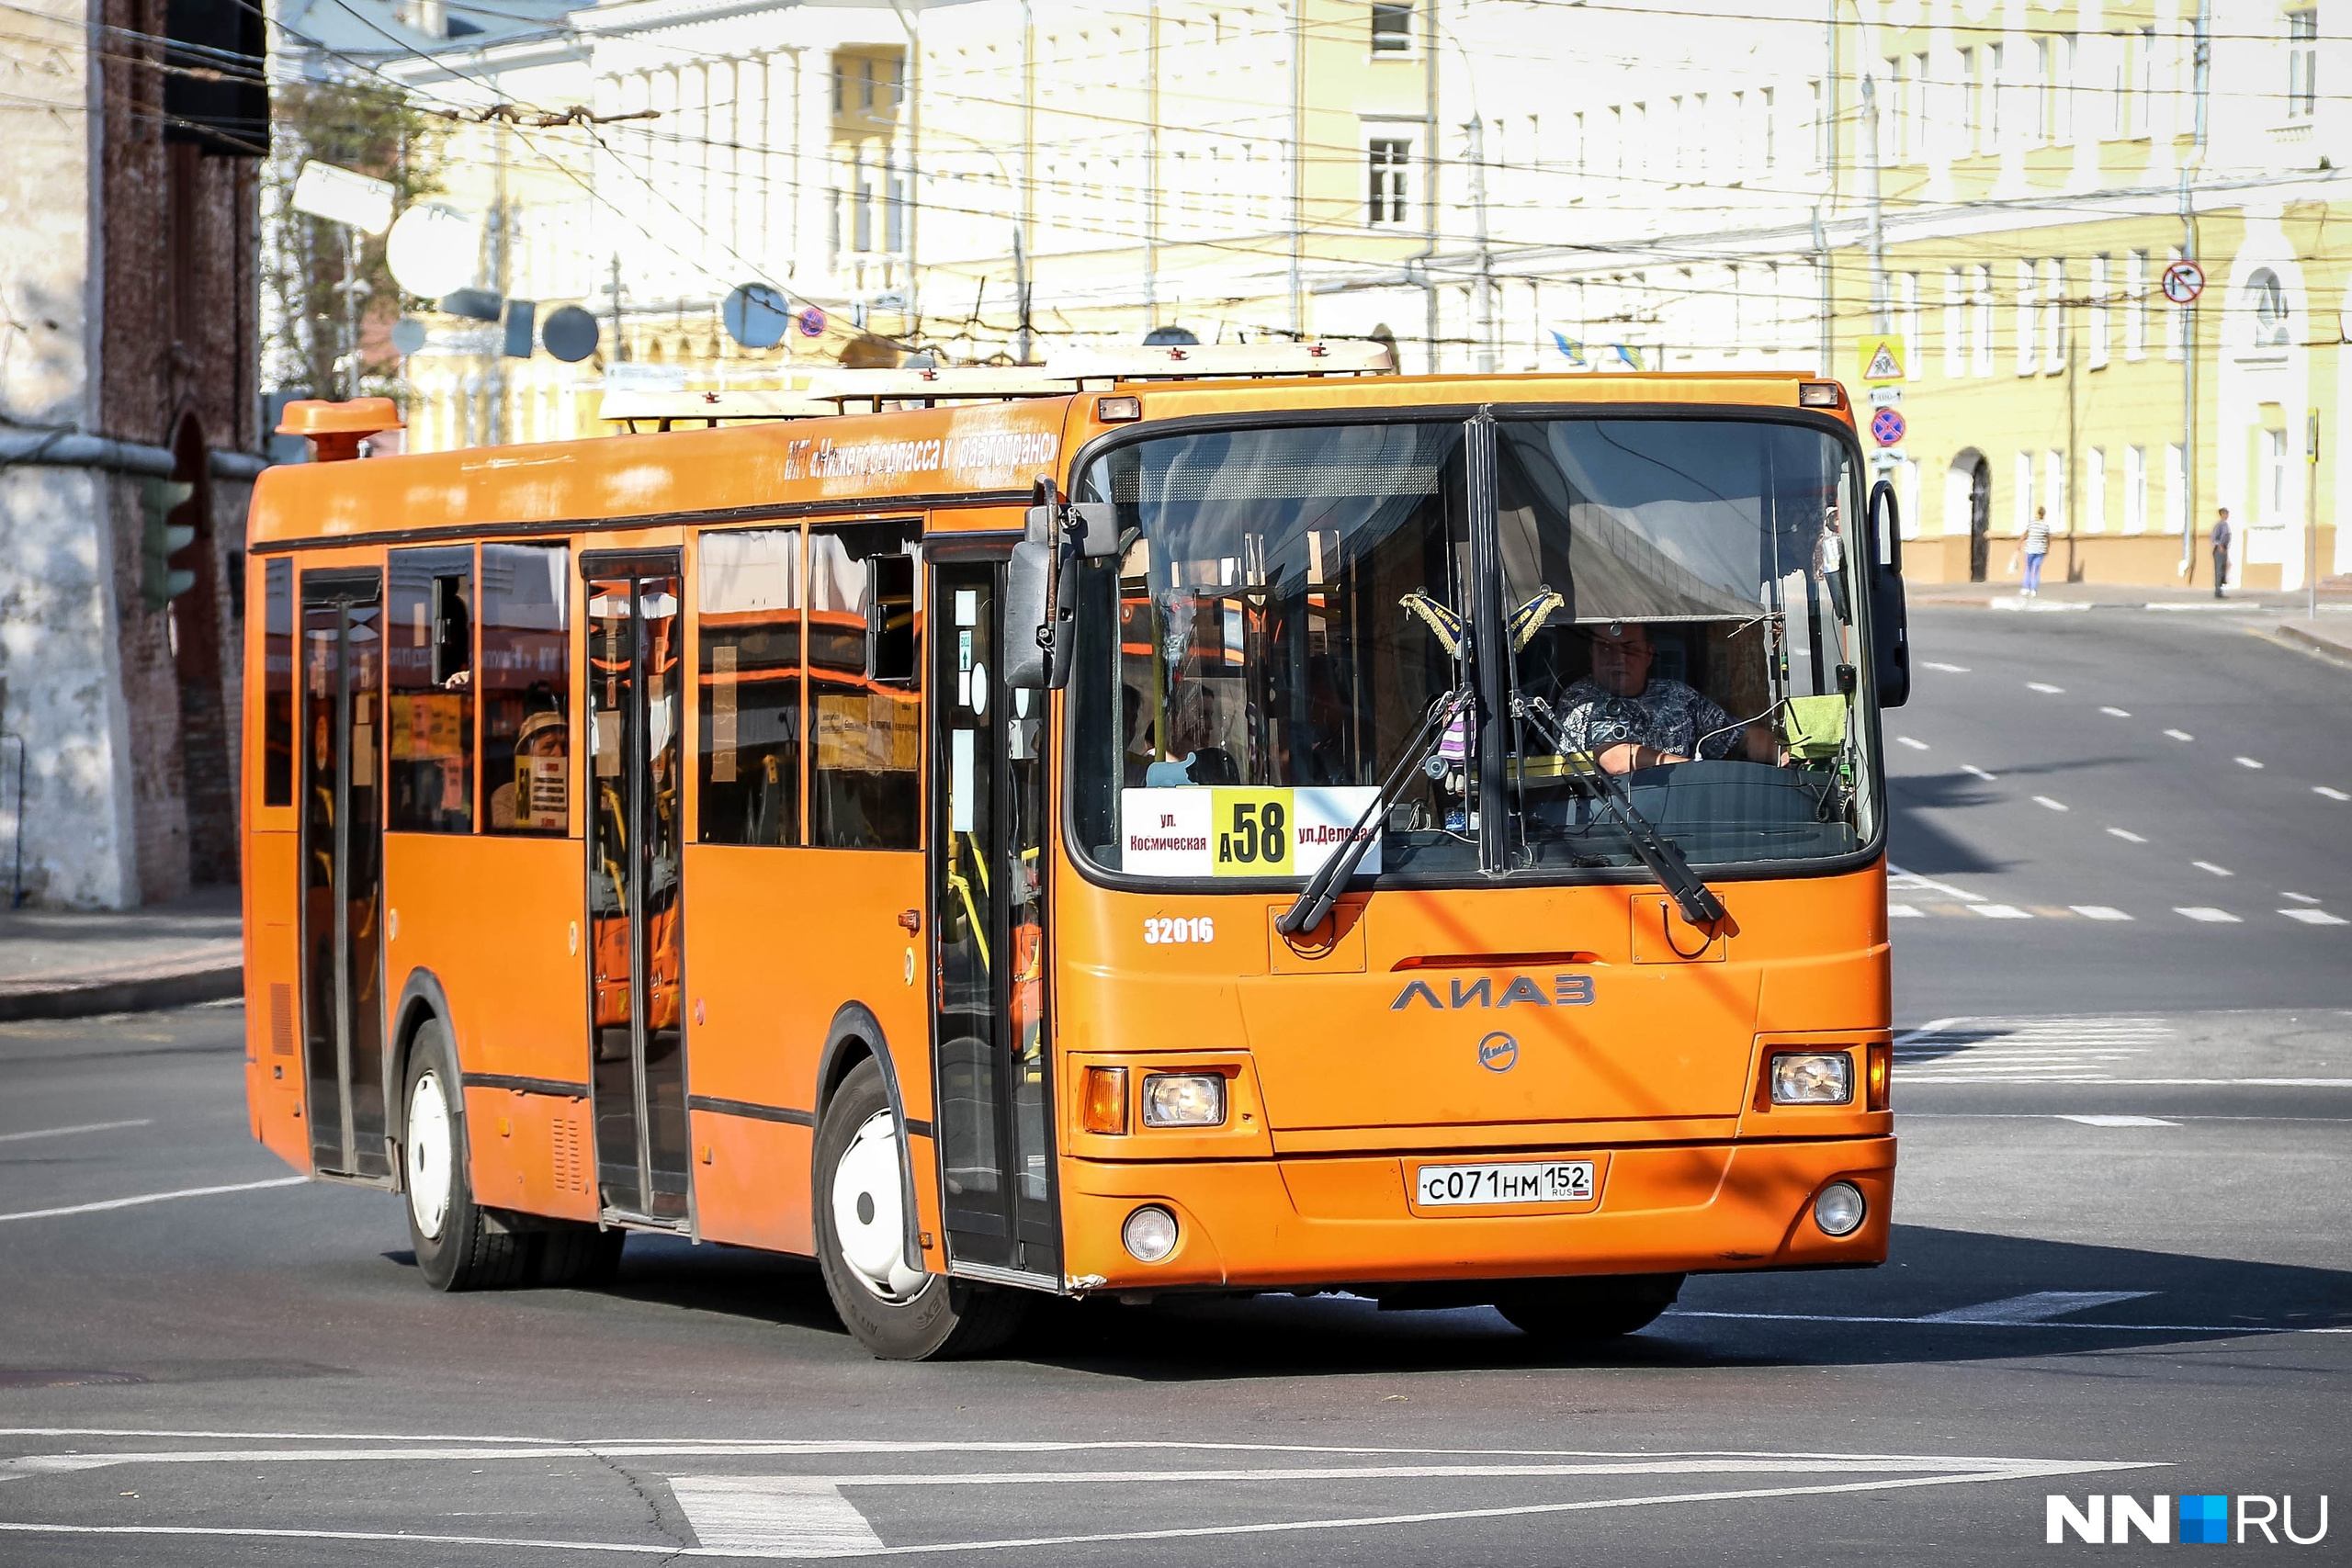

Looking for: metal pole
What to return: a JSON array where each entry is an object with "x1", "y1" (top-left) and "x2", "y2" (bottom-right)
[
  {"x1": 2066, "y1": 298, "x2": 2078, "y2": 582},
  {"x1": 2309, "y1": 408, "x2": 2321, "y2": 619},
  {"x1": 1143, "y1": 0, "x2": 1159, "y2": 333},
  {"x1": 1467, "y1": 114, "x2": 1494, "y2": 373},
  {"x1": 1288, "y1": 0, "x2": 1304, "y2": 339},
  {"x1": 2179, "y1": 171, "x2": 2197, "y2": 580},
  {"x1": 1020, "y1": 0, "x2": 1035, "y2": 362},
  {"x1": 1419, "y1": 0, "x2": 1438, "y2": 372},
  {"x1": 340, "y1": 225, "x2": 364, "y2": 400},
  {"x1": 1861, "y1": 73, "x2": 1886, "y2": 336},
  {"x1": 1813, "y1": 208, "x2": 1831, "y2": 377}
]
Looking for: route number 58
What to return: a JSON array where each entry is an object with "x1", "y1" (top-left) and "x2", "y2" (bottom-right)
[{"x1": 1215, "y1": 792, "x2": 1294, "y2": 874}]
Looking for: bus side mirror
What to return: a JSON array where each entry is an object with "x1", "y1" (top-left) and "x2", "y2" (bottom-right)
[
  {"x1": 1028, "y1": 501, "x2": 1117, "y2": 558},
  {"x1": 1868, "y1": 478, "x2": 1910, "y2": 709},
  {"x1": 1005, "y1": 539, "x2": 1061, "y2": 690}
]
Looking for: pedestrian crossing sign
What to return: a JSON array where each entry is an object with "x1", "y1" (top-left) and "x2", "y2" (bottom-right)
[{"x1": 1859, "y1": 334, "x2": 1905, "y2": 384}]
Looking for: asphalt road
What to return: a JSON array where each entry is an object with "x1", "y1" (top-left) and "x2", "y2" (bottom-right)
[{"x1": 0, "y1": 604, "x2": 2346, "y2": 1565}]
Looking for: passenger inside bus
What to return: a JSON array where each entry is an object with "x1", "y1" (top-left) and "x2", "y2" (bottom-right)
[{"x1": 489, "y1": 706, "x2": 568, "y2": 829}]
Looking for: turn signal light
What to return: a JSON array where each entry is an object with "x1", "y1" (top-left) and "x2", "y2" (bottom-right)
[
  {"x1": 1866, "y1": 1042, "x2": 1891, "y2": 1111},
  {"x1": 1797, "y1": 381, "x2": 1843, "y2": 408},
  {"x1": 1082, "y1": 1066, "x2": 1129, "y2": 1134},
  {"x1": 1097, "y1": 394, "x2": 1143, "y2": 422}
]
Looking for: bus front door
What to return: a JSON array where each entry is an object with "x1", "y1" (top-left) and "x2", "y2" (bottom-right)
[
  {"x1": 298, "y1": 568, "x2": 391, "y2": 1181},
  {"x1": 583, "y1": 557, "x2": 692, "y2": 1226},
  {"x1": 931, "y1": 559, "x2": 1060, "y2": 1281}
]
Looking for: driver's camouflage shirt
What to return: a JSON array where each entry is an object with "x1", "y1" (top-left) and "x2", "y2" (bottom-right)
[{"x1": 1553, "y1": 677, "x2": 1743, "y2": 762}]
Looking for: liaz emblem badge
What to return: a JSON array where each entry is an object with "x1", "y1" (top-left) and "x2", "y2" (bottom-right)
[{"x1": 1477, "y1": 1032, "x2": 1519, "y2": 1072}]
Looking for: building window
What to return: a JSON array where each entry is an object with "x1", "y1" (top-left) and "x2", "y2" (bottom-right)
[
  {"x1": 1366, "y1": 136, "x2": 1411, "y2": 224},
  {"x1": 2166, "y1": 246, "x2": 2189, "y2": 359},
  {"x1": 2248, "y1": 269, "x2": 2291, "y2": 349},
  {"x1": 2124, "y1": 446, "x2": 2148, "y2": 534},
  {"x1": 2035, "y1": 37, "x2": 2055, "y2": 142},
  {"x1": 2086, "y1": 447, "x2": 2107, "y2": 533},
  {"x1": 1986, "y1": 41, "x2": 2005, "y2": 148},
  {"x1": 2016, "y1": 261, "x2": 2038, "y2": 375},
  {"x1": 2125, "y1": 250, "x2": 2148, "y2": 359},
  {"x1": 2042, "y1": 258, "x2": 2066, "y2": 373},
  {"x1": 2265, "y1": 428, "x2": 2292, "y2": 525},
  {"x1": 2015, "y1": 451, "x2": 2036, "y2": 534},
  {"x1": 1899, "y1": 272, "x2": 1921, "y2": 378},
  {"x1": 1761, "y1": 85, "x2": 1776, "y2": 167},
  {"x1": 2088, "y1": 254, "x2": 2110, "y2": 368},
  {"x1": 2289, "y1": 10, "x2": 2317, "y2": 117},
  {"x1": 1972, "y1": 264, "x2": 1995, "y2": 376},
  {"x1": 2043, "y1": 448, "x2": 2065, "y2": 533},
  {"x1": 1958, "y1": 48, "x2": 1979, "y2": 148},
  {"x1": 2134, "y1": 28, "x2": 2155, "y2": 136},
  {"x1": 1371, "y1": 2, "x2": 1412, "y2": 53},
  {"x1": 1942, "y1": 269, "x2": 1963, "y2": 377},
  {"x1": 2165, "y1": 443, "x2": 2187, "y2": 535}
]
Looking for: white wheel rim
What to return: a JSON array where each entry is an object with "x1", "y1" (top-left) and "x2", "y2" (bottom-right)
[
  {"x1": 405, "y1": 1070, "x2": 455, "y2": 1241},
  {"x1": 831, "y1": 1110, "x2": 926, "y2": 1302}
]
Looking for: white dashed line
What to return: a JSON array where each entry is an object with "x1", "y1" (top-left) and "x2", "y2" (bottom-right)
[
  {"x1": 2027, "y1": 682, "x2": 2065, "y2": 694},
  {"x1": 2098, "y1": 706, "x2": 2132, "y2": 717},
  {"x1": 0, "y1": 1177, "x2": 309, "y2": 1225},
  {"x1": 1962, "y1": 764, "x2": 1998, "y2": 782},
  {"x1": 2281, "y1": 891, "x2": 2321, "y2": 905},
  {"x1": 1888, "y1": 904, "x2": 1927, "y2": 919},
  {"x1": 2031, "y1": 795, "x2": 2069, "y2": 812},
  {"x1": 2175, "y1": 908, "x2": 2240, "y2": 923},
  {"x1": 2317, "y1": 786, "x2": 2349, "y2": 802},
  {"x1": 2234, "y1": 756, "x2": 2264, "y2": 770},
  {"x1": 2192, "y1": 861, "x2": 2233, "y2": 878},
  {"x1": 0, "y1": 1119, "x2": 153, "y2": 1145},
  {"x1": 1896, "y1": 737, "x2": 1930, "y2": 750},
  {"x1": 2070, "y1": 907, "x2": 2133, "y2": 921},
  {"x1": 1923, "y1": 661, "x2": 1970, "y2": 673},
  {"x1": 1917, "y1": 1290, "x2": 2159, "y2": 1323},
  {"x1": 2280, "y1": 908, "x2": 2349, "y2": 926},
  {"x1": 1971, "y1": 905, "x2": 2033, "y2": 919},
  {"x1": 2105, "y1": 828, "x2": 2146, "y2": 843},
  {"x1": 2055, "y1": 1116, "x2": 2178, "y2": 1129},
  {"x1": 2165, "y1": 728, "x2": 2194, "y2": 741}
]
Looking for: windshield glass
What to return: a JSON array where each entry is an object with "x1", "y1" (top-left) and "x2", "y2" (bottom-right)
[
  {"x1": 1068, "y1": 422, "x2": 1480, "y2": 880},
  {"x1": 1067, "y1": 413, "x2": 1879, "y2": 884},
  {"x1": 1496, "y1": 417, "x2": 1875, "y2": 869}
]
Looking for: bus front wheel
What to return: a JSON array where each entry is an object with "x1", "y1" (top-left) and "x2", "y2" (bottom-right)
[
  {"x1": 1495, "y1": 1273, "x2": 1685, "y2": 1341},
  {"x1": 813, "y1": 1056, "x2": 1026, "y2": 1360},
  {"x1": 401, "y1": 1020, "x2": 534, "y2": 1292}
]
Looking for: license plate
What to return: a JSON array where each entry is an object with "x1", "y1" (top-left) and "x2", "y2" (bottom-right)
[{"x1": 1415, "y1": 1159, "x2": 1595, "y2": 1208}]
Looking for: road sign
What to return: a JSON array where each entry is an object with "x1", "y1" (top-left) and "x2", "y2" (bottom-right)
[
  {"x1": 1870, "y1": 407, "x2": 1906, "y2": 447},
  {"x1": 1858, "y1": 333, "x2": 1905, "y2": 384},
  {"x1": 796, "y1": 305, "x2": 828, "y2": 338},
  {"x1": 1869, "y1": 386, "x2": 1903, "y2": 408},
  {"x1": 2161, "y1": 260, "x2": 2205, "y2": 305}
]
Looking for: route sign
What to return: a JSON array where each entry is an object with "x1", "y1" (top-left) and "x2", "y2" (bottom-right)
[
  {"x1": 1870, "y1": 407, "x2": 1906, "y2": 447},
  {"x1": 1858, "y1": 333, "x2": 1906, "y2": 384},
  {"x1": 2162, "y1": 260, "x2": 2205, "y2": 305}
]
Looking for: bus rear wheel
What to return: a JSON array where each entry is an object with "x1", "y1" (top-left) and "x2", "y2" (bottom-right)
[
  {"x1": 401, "y1": 1020, "x2": 533, "y2": 1292},
  {"x1": 1495, "y1": 1273, "x2": 1685, "y2": 1341},
  {"x1": 813, "y1": 1057, "x2": 1026, "y2": 1360}
]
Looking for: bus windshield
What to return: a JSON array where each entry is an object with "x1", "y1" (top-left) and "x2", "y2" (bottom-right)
[{"x1": 1067, "y1": 413, "x2": 1878, "y2": 884}]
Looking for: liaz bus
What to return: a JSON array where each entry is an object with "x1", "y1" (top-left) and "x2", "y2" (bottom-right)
[{"x1": 242, "y1": 348, "x2": 1908, "y2": 1359}]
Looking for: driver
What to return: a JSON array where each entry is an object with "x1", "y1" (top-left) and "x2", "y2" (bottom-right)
[{"x1": 1554, "y1": 622, "x2": 1776, "y2": 774}]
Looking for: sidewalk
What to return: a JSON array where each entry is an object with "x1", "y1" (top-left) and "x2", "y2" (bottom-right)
[
  {"x1": 0, "y1": 886, "x2": 243, "y2": 1021},
  {"x1": 1908, "y1": 577, "x2": 2352, "y2": 612}
]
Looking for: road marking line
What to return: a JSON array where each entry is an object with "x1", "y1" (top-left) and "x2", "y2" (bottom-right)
[
  {"x1": 1888, "y1": 903, "x2": 1926, "y2": 918},
  {"x1": 0, "y1": 1119, "x2": 153, "y2": 1145},
  {"x1": 671, "y1": 1475, "x2": 883, "y2": 1554},
  {"x1": 2317, "y1": 786, "x2": 2350, "y2": 801},
  {"x1": 2281, "y1": 891, "x2": 2322, "y2": 904},
  {"x1": 2031, "y1": 795, "x2": 2068, "y2": 811},
  {"x1": 2069, "y1": 906, "x2": 2133, "y2": 920},
  {"x1": 0, "y1": 1176, "x2": 307, "y2": 1224},
  {"x1": 1668, "y1": 1309, "x2": 2348, "y2": 1335},
  {"x1": 2165, "y1": 728, "x2": 2194, "y2": 741},
  {"x1": 2280, "y1": 908, "x2": 2349, "y2": 926},
  {"x1": 2054, "y1": 1115, "x2": 2179, "y2": 1128},
  {"x1": 1894, "y1": 1077, "x2": 2352, "y2": 1087},
  {"x1": 2174, "y1": 907, "x2": 2240, "y2": 923},
  {"x1": 2234, "y1": 756, "x2": 2265, "y2": 770},
  {"x1": 1923, "y1": 661, "x2": 1971, "y2": 672},
  {"x1": 2192, "y1": 861, "x2": 2233, "y2": 877},
  {"x1": 2105, "y1": 827, "x2": 2146, "y2": 842},
  {"x1": 1896, "y1": 736, "x2": 1929, "y2": 750},
  {"x1": 1886, "y1": 866, "x2": 1986, "y2": 903},
  {"x1": 2099, "y1": 706, "x2": 2132, "y2": 717},
  {"x1": 1962, "y1": 764, "x2": 1998, "y2": 782},
  {"x1": 1970, "y1": 904, "x2": 2033, "y2": 919},
  {"x1": 2027, "y1": 682, "x2": 2065, "y2": 694},
  {"x1": 1920, "y1": 1292, "x2": 2158, "y2": 1323}
]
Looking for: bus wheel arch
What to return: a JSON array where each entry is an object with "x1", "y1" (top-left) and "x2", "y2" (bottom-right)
[
  {"x1": 814, "y1": 1003, "x2": 920, "y2": 1278},
  {"x1": 387, "y1": 967, "x2": 459, "y2": 1182}
]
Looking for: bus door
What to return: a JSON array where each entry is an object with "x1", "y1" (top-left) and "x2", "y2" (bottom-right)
[
  {"x1": 582, "y1": 554, "x2": 692, "y2": 1226},
  {"x1": 930, "y1": 558, "x2": 1060, "y2": 1280},
  {"x1": 298, "y1": 567, "x2": 391, "y2": 1181}
]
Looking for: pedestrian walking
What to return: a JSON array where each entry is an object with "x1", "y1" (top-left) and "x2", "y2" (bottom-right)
[
  {"x1": 2021, "y1": 506, "x2": 2052, "y2": 597},
  {"x1": 2211, "y1": 507, "x2": 2233, "y2": 599}
]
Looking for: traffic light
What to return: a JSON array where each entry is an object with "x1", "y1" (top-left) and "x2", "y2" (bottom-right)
[{"x1": 140, "y1": 477, "x2": 197, "y2": 612}]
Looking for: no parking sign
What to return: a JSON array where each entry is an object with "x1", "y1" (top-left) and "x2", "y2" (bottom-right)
[{"x1": 1871, "y1": 406, "x2": 1906, "y2": 447}]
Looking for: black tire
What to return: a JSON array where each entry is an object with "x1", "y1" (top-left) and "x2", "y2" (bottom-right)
[
  {"x1": 401, "y1": 1020, "x2": 535, "y2": 1292},
  {"x1": 1495, "y1": 1273, "x2": 1685, "y2": 1342},
  {"x1": 813, "y1": 1056, "x2": 1028, "y2": 1359},
  {"x1": 536, "y1": 1222, "x2": 626, "y2": 1287}
]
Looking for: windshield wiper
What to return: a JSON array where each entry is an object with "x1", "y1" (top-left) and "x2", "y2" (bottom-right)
[
  {"x1": 1511, "y1": 693, "x2": 1726, "y2": 928},
  {"x1": 1277, "y1": 684, "x2": 1470, "y2": 937}
]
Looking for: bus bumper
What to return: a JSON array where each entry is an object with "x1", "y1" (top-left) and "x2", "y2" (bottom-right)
[{"x1": 1057, "y1": 1136, "x2": 1895, "y2": 1292}]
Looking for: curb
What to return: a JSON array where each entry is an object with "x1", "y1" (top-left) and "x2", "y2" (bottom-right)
[
  {"x1": 0, "y1": 965, "x2": 243, "y2": 1021},
  {"x1": 2270, "y1": 623, "x2": 2352, "y2": 672}
]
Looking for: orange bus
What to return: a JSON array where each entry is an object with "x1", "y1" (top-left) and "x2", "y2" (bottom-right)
[{"x1": 241, "y1": 350, "x2": 1909, "y2": 1359}]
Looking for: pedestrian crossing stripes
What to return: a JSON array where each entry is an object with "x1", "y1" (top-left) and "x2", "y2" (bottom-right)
[
  {"x1": 1894, "y1": 1016, "x2": 2175, "y2": 1084},
  {"x1": 1883, "y1": 867, "x2": 2345, "y2": 929}
]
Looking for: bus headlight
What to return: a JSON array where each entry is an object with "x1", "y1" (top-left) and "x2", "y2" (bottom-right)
[
  {"x1": 1123, "y1": 1205, "x2": 1179, "y2": 1262},
  {"x1": 1770, "y1": 1051, "x2": 1855, "y2": 1105},
  {"x1": 1813, "y1": 1181, "x2": 1866, "y2": 1236},
  {"x1": 1141, "y1": 1073, "x2": 1227, "y2": 1128}
]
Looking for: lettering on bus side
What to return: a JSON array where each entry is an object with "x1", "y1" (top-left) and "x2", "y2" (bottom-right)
[{"x1": 1390, "y1": 975, "x2": 1596, "y2": 1011}]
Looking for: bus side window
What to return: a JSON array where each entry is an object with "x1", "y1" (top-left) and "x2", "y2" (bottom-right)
[
  {"x1": 808, "y1": 521, "x2": 921, "y2": 850},
  {"x1": 263, "y1": 557, "x2": 294, "y2": 807},
  {"x1": 697, "y1": 527, "x2": 803, "y2": 847},
  {"x1": 387, "y1": 546, "x2": 475, "y2": 832},
  {"x1": 481, "y1": 543, "x2": 571, "y2": 834}
]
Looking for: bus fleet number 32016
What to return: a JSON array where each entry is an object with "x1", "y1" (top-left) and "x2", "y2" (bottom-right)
[{"x1": 1415, "y1": 1159, "x2": 1597, "y2": 1208}]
